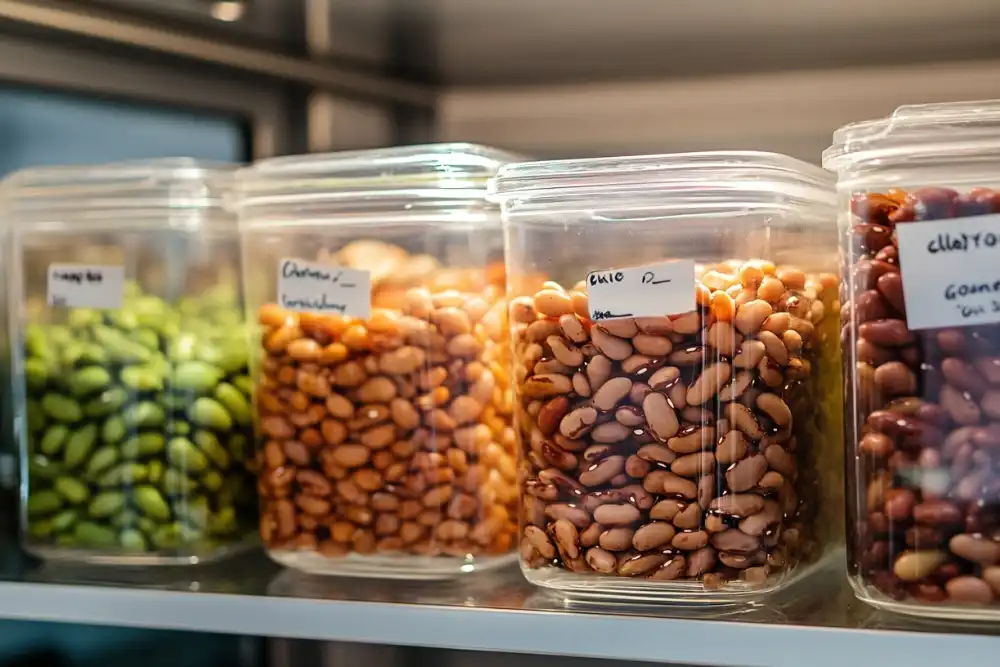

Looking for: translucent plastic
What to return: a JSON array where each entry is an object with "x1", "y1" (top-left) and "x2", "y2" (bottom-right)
[
  {"x1": 236, "y1": 144, "x2": 520, "y2": 578},
  {"x1": 826, "y1": 100, "x2": 1000, "y2": 619},
  {"x1": 493, "y1": 151, "x2": 842, "y2": 604},
  {"x1": 7, "y1": 160, "x2": 257, "y2": 564}
]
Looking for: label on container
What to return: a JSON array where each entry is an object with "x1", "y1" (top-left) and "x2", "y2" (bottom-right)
[
  {"x1": 586, "y1": 259, "x2": 696, "y2": 321},
  {"x1": 897, "y1": 214, "x2": 1000, "y2": 329},
  {"x1": 47, "y1": 264, "x2": 124, "y2": 309},
  {"x1": 277, "y1": 257, "x2": 371, "y2": 319}
]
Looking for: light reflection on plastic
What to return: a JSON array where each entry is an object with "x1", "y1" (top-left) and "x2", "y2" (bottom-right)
[{"x1": 210, "y1": 1, "x2": 245, "y2": 22}]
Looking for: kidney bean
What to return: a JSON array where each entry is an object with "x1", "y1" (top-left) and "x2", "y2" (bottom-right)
[{"x1": 847, "y1": 188, "x2": 1000, "y2": 614}]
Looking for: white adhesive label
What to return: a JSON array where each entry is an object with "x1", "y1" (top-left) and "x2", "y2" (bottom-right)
[
  {"x1": 277, "y1": 258, "x2": 371, "y2": 319},
  {"x1": 897, "y1": 214, "x2": 1000, "y2": 330},
  {"x1": 586, "y1": 260, "x2": 696, "y2": 321},
  {"x1": 47, "y1": 264, "x2": 124, "y2": 309}
]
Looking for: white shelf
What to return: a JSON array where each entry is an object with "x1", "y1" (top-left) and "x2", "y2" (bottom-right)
[{"x1": 0, "y1": 553, "x2": 997, "y2": 667}]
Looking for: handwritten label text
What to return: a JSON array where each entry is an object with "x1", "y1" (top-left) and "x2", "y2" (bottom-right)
[
  {"x1": 277, "y1": 258, "x2": 371, "y2": 318},
  {"x1": 586, "y1": 259, "x2": 695, "y2": 321},
  {"x1": 47, "y1": 264, "x2": 124, "y2": 309}
]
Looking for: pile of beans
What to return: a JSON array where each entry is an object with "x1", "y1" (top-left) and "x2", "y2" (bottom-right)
[
  {"x1": 849, "y1": 187, "x2": 1000, "y2": 606},
  {"x1": 514, "y1": 261, "x2": 838, "y2": 588},
  {"x1": 23, "y1": 284, "x2": 256, "y2": 555},
  {"x1": 256, "y1": 262, "x2": 517, "y2": 564}
]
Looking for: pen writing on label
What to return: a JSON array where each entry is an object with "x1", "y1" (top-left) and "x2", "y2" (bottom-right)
[
  {"x1": 52, "y1": 270, "x2": 104, "y2": 285},
  {"x1": 591, "y1": 310, "x2": 633, "y2": 321},
  {"x1": 641, "y1": 271, "x2": 671, "y2": 286},
  {"x1": 281, "y1": 260, "x2": 356, "y2": 288},
  {"x1": 281, "y1": 293, "x2": 347, "y2": 313}
]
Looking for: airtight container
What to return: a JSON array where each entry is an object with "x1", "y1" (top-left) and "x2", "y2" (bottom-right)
[
  {"x1": 7, "y1": 160, "x2": 257, "y2": 564},
  {"x1": 491, "y1": 152, "x2": 842, "y2": 603},
  {"x1": 826, "y1": 101, "x2": 1000, "y2": 619},
  {"x1": 236, "y1": 144, "x2": 520, "y2": 578}
]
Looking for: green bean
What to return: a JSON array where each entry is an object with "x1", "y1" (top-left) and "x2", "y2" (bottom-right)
[
  {"x1": 63, "y1": 424, "x2": 97, "y2": 469},
  {"x1": 67, "y1": 366, "x2": 111, "y2": 397},
  {"x1": 88, "y1": 491, "x2": 126, "y2": 518},
  {"x1": 213, "y1": 383, "x2": 251, "y2": 428},
  {"x1": 121, "y1": 433, "x2": 165, "y2": 459},
  {"x1": 54, "y1": 476, "x2": 90, "y2": 505},
  {"x1": 134, "y1": 485, "x2": 171, "y2": 521},
  {"x1": 39, "y1": 425, "x2": 70, "y2": 456},
  {"x1": 41, "y1": 394, "x2": 83, "y2": 423},
  {"x1": 188, "y1": 398, "x2": 232, "y2": 432},
  {"x1": 172, "y1": 361, "x2": 223, "y2": 393}
]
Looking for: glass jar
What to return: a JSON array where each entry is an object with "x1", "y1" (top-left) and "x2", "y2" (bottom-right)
[
  {"x1": 7, "y1": 160, "x2": 257, "y2": 564},
  {"x1": 492, "y1": 152, "x2": 842, "y2": 603},
  {"x1": 826, "y1": 100, "x2": 1000, "y2": 619},
  {"x1": 236, "y1": 143, "x2": 519, "y2": 578}
]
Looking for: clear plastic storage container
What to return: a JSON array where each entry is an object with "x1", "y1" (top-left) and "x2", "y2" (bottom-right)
[
  {"x1": 492, "y1": 152, "x2": 842, "y2": 603},
  {"x1": 7, "y1": 160, "x2": 257, "y2": 564},
  {"x1": 236, "y1": 144, "x2": 519, "y2": 578},
  {"x1": 826, "y1": 101, "x2": 1000, "y2": 619}
]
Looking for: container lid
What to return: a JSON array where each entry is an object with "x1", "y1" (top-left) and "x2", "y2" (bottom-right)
[
  {"x1": 236, "y1": 143, "x2": 520, "y2": 215},
  {"x1": 489, "y1": 151, "x2": 834, "y2": 210},
  {"x1": 823, "y1": 100, "x2": 1000, "y2": 173},
  {"x1": 2, "y1": 158, "x2": 234, "y2": 222}
]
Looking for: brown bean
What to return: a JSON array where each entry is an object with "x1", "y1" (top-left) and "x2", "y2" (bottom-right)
[
  {"x1": 671, "y1": 451, "x2": 715, "y2": 478},
  {"x1": 687, "y1": 362, "x2": 731, "y2": 405},
  {"x1": 632, "y1": 522, "x2": 677, "y2": 551},
  {"x1": 579, "y1": 455, "x2": 626, "y2": 487},
  {"x1": 660, "y1": 472, "x2": 698, "y2": 499},
  {"x1": 650, "y1": 499, "x2": 684, "y2": 521},
  {"x1": 524, "y1": 525, "x2": 556, "y2": 559},
  {"x1": 591, "y1": 326, "x2": 633, "y2": 360},
  {"x1": 593, "y1": 503, "x2": 641, "y2": 526},
  {"x1": 522, "y1": 373, "x2": 573, "y2": 398},
  {"x1": 590, "y1": 421, "x2": 632, "y2": 443},
  {"x1": 586, "y1": 355, "x2": 613, "y2": 391},
  {"x1": 946, "y1": 577, "x2": 995, "y2": 604},
  {"x1": 732, "y1": 340, "x2": 766, "y2": 369},
  {"x1": 672, "y1": 530, "x2": 709, "y2": 550},
  {"x1": 726, "y1": 454, "x2": 767, "y2": 492},
  {"x1": 637, "y1": 443, "x2": 677, "y2": 465},
  {"x1": 709, "y1": 493, "x2": 765, "y2": 517},
  {"x1": 710, "y1": 529, "x2": 760, "y2": 553},
  {"x1": 858, "y1": 319, "x2": 916, "y2": 347},
  {"x1": 585, "y1": 547, "x2": 617, "y2": 573},
  {"x1": 592, "y1": 377, "x2": 634, "y2": 411},
  {"x1": 599, "y1": 527, "x2": 635, "y2": 551},
  {"x1": 643, "y1": 392, "x2": 680, "y2": 442},
  {"x1": 633, "y1": 334, "x2": 673, "y2": 356},
  {"x1": 716, "y1": 430, "x2": 749, "y2": 465}
]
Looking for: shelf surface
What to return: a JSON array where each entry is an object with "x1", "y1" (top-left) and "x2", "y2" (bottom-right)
[{"x1": 0, "y1": 546, "x2": 997, "y2": 667}]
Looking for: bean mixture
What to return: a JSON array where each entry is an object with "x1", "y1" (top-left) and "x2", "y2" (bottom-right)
[
  {"x1": 256, "y1": 242, "x2": 517, "y2": 564},
  {"x1": 515, "y1": 261, "x2": 838, "y2": 588},
  {"x1": 23, "y1": 284, "x2": 256, "y2": 555},
  {"x1": 849, "y1": 187, "x2": 1000, "y2": 605}
]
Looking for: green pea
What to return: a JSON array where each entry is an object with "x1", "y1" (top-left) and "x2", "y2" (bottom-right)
[
  {"x1": 59, "y1": 342, "x2": 86, "y2": 368},
  {"x1": 213, "y1": 383, "x2": 251, "y2": 428},
  {"x1": 201, "y1": 470, "x2": 224, "y2": 492},
  {"x1": 232, "y1": 375, "x2": 253, "y2": 397},
  {"x1": 167, "y1": 333, "x2": 198, "y2": 363},
  {"x1": 188, "y1": 397, "x2": 232, "y2": 432},
  {"x1": 39, "y1": 425, "x2": 70, "y2": 456},
  {"x1": 121, "y1": 433, "x2": 165, "y2": 459},
  {"x1": 67, "y1": 366, "x2": 112, "y2": 397},
  {"x1": 85, "y1": 445, "x2": 119, "y2": 478},
  {"x1": 123, "y1": 402, "x2": 166, "y2": 430},
  {"x1": 78, "y1": 343, "x2": 109, "y2": 366},
  {"x1": 88, "y1": 491, "x2": 126, "y2": 518},
  {"x1": 161, "y1": 469, "x2": 199, "y2": 495},
  {"x1": 147, "y1": 459, "x2": 165, "y2": 485},
  {"x1": 27, "y1": 400, "x2": 46, "y2": 434},
  {"x1": 111, "y1": 509, "x2": 139, "y2": 528},
  {"x1": 74, "y1": 521, "x2": 117, "y2": 547},
  {"x1": 24, "y1": 358, "x2": 51, "y2": 391},
  {"x1": 172, "y1": 361, "x2": 223, "y2": 394},
  {"x1": 101, "y1": 415, "x2": 127, "y2": 445},
  {"x1": 137, "y1": 517, "x2": 157, "y2": 536},
  {"x1": 177, "y1": 495, "x2": 210, "y2": 529},
  {"x1": 27, "y1": 491, "x2": 63, "y2": 516},
  {"x1": 119, "y1": 529, "x2": 147, "y2": 552},
  {"x1": 167, "y1": 437, "x2": 209, "y2": 474},
  {"x1": 41, "y1": 394, "x2": 83, "y2": 423},
  {"x1": 167, "y1": 420, "x2": 191, "y2": 437},
  {"x1": 196, "y1": 342, "x2": 246, "y2": 375},
  {"x1": 107, "y1": 309, "x2": 139, "y2": 331},
  {"x1": 54, "y1": 476, "x2": 90, "y2": 505},
  {"x1": 134, "y1": 485, "x2": 171, "y2": 521},
  {"x1": 208, "y1": 506, "x2": 237, "y2": 536},
  {"x1": 67, "y1": 308, "x2": 101, "y2": 329},
  {"x1": 83, "y1": 387, "x2": 128, "y2": 418},
  {"x1": 28, "y1": 519, "x2": 54, "y2": 538},
  {"x1": 151, "y1": 523, "x2": 182, "y2": 550},
  {"x1": 28, "y1": 455, "x2": 65, "y2": 481},
  {"x1": 131, "y1": 328, "x2": 160, "y2": 351},
  {"x1": 97, "y1": 462, "x2": 148, "y2": 487},
  {"x1": 193, "y1": 431, "x2": 230, "y2": 470},
  {"x1": 120, "y1": 365, "x2": 164, "y2": 392},
  {"x1": 25, "y1": 325, "x2": 57, "y2": 362},
  {"x1": 63, "y1": 423, "x2": 98, "y2": 469},
  {"x1": 50, "y1": 509, "x2": 79, "y2": 533}
]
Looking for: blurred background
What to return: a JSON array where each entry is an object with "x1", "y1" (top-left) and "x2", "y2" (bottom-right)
[{"x1": 0, "y1": 0, "x2": 998, "y2": 665}]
